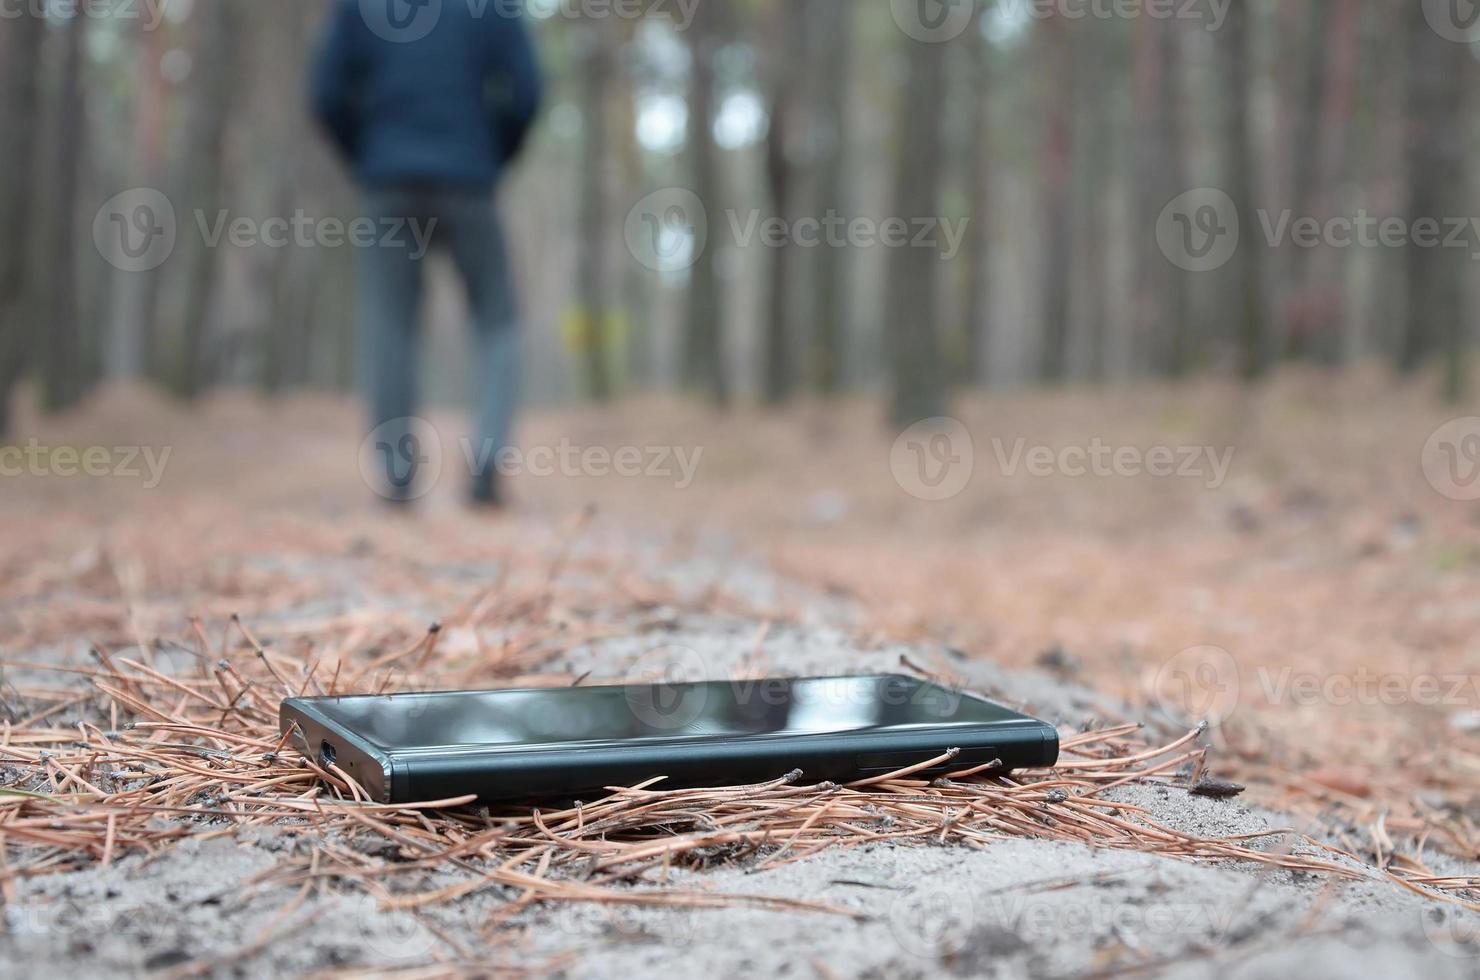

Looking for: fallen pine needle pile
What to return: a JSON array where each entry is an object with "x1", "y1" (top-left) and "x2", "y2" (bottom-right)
[{"x1": 4, "y1": 615, "x2": 1479, "y2": 930}]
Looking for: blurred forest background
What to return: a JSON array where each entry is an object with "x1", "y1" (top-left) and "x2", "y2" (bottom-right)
[
  {"x1": 5, "y1": 3, "x2": 1480, "y2": 895},
  {"x1": 0, "y1": 0, "x2": 1477, "y2": 437}
]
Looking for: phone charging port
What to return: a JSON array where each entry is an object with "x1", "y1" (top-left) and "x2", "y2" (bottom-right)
[{"x1": 319, "y1": 740, "x2": 337, "y2": 768}]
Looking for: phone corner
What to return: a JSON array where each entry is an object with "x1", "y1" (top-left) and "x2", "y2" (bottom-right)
[{"x1": 277, "y1": 697, "x2": 313, "y2": 737}]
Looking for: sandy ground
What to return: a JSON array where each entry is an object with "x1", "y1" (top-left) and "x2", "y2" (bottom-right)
[
  {"x1": 4, "y1": 377, "x2": 1480, "y2": 976},
  {"x1": 6, "y1": 605, "x2": 1480, "y2": 977},
  {"x1": 466, "y1": 613, "x2": 1480, "y2": 979}
]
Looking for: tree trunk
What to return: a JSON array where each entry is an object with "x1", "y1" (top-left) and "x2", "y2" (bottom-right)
[
  {"x1": 959, "y1": 5, "x2": 991, "y2": 386},
  {"x1": 1401, "y1": 3, "x2": 1472, "y2": 399},
  {"x1": 165, "y1": 1, "x2": 236, "y2": 399},
  {"x1": 576, "y1": 21, "x2": 614, "y2": 402},
  {"x1": 1279, "y1": 0, "x2": 1355, "y2": 364},
  {"x1": 39, "y1": 12, "x2": 88, "y2": 414},
  {"x1": 0, "y1": 6, "x2": 47, "y2": 435},
  {"x1": 1303, "y1": 0, "x2": 1358, "y2": 366},
  {"x1": 1285, "y1": 0, "x2": 1328, "y2": 266},
  {"x1": 682, "y1": 0, "x2": 728, "y2": 407},
  {"x1": 810, "y1": 0, "x2": 853, "y2": 396},
  {"x1": 1218, "y1": 0, "x2": 1267, "y2": 381},
  {"x1": 1134, "y1": 16, "x2": 1190, "y2": 376},
  {"x1": 109, "y1": 22, "x2": 172, "y2": 381},
  {"x1": 614, "y1": 61, "x2": 654, "y2": 390},
  {"x1": 1037, "y1": 14, "x2": 1074, "y2": 383},
  {"x1": 1076, "y1": 28, "x2": 1114, "y2": 382},
  {"x1": 761, "y1": 0, "x2": 808, "y2": 405},
  {"x1": 885, "y1": 32, "x2": 949, "y2": 427},
  {"x1": 255, "y1": 0, "x2": 333, "y2": 394}
]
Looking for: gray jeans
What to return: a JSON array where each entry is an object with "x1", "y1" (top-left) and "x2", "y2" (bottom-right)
[{"x1": 357, "y1": 186, "x2": 520, "y2": 490}]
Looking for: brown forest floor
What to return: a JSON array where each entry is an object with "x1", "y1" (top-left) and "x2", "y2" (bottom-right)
[{"x1": 3, "y1": 367, "x2": 1480, "y2": 933}]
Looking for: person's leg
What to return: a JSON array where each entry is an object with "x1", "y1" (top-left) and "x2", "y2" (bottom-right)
[
  {"x1": 357, "y1": 189, "x2": 426, "y2": 502},
  {"x1": 439, "y1": 189, "x2": 521, "y2": 505}
]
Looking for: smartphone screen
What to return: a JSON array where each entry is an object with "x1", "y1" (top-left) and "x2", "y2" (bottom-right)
[{"x1": 308, "y1": 675, "x2": 1022, "y2": 752}]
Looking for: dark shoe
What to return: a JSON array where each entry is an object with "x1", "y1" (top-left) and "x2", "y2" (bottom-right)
[
  {"x1": 470, "y1": 473, "x2": 506, "y2": 510},
  {"x1": 379, "y1": 483, "x2": 417, "y2": 509}
]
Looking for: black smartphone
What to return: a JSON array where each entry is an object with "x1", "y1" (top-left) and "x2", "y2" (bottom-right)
[{"x1": 279, "y1": 674, "x2": 1059, "y2": 804}]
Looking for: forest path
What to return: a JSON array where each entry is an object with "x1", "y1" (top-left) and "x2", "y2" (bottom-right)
[{"x1": 3, "y1": 380, "x2": 1480, "y2": 974}]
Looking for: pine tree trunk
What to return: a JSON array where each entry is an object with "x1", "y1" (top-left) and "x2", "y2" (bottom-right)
[
  {"x1": 683, "y1": 0, "x2": 728, "y2": 407},
  {"x1": 810, "y1": 0, "x2": 853, "y2": 396},
  {"x1": 762, "y1": 0, "x2": 808, "y2": 406},
  {"x1": 885, "y1": 32, "x2": 949, "y2": 427},
  {"x1": 109, "y1": 23, "x2": 172, "y2": 382},
  {"x1": 39, "y1": 12, "x2": 88, "y2": 413},
  {"x1": 0, "y1": 6, "x2": 47, "y2": 435},
  {"x1": 1037, "y1": 14, "x2": 1074, "y2": 383},
  {"x1": 1218, "y1": 0, "x2": 1267, "y2": 381},
  {"x1": 1401, "y1": 1, "x2": 1471, "y2": 400},
  {"x1": 1134, "y1": 17, "x2": 1190, "y2": 376},
  {"x1": 167, "y1": 1, "x2": 236, "y2": 399},
  {"x1": 577, "y1": 22, "x2": 614, "y2": 402},
  {"x1": 959, "y1": 6, "x2": 991, "y2": 386}
]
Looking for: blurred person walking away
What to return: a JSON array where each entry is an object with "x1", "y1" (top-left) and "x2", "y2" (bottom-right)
[{"x1": 311, "y1": 0, "x2": 542, "y2": 507}]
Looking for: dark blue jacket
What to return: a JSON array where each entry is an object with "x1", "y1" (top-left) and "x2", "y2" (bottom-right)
[{"x1": 310, "y1": 0, "x2": 543, "y2": 188}]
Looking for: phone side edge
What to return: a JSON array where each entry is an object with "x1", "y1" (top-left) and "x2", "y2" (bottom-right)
[
  {"x1": 1040, "y1": 721, "x2": 1060, "y2": 767},
  {"x1": 279, "y1": 698, "x2": 396, "y2": 803}
]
